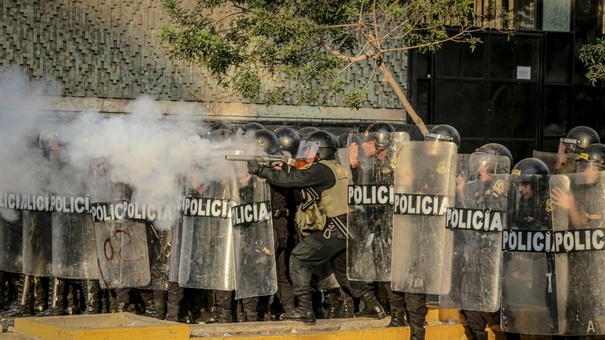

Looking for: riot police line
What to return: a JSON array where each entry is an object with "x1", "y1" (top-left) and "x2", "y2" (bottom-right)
[{"x1": 0, "y1": 122, "x2": 604, "y2": 339}]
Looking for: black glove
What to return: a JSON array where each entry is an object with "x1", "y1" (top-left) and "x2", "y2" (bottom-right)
[{"x1": 247, "y1": 159, "x2": 263, "y2": 175}]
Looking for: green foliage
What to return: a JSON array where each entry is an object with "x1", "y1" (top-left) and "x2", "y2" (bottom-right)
[
  {"x1": 161, "y1": 0, "x2": 507, "y2": 109},
  {"x1": 580, "y1": 38, "x2": 605, "y2": 86}
]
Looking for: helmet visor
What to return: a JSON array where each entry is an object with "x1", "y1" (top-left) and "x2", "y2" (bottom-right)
[
  {"x1": 295, "y1": 140, "x2": 320, "y2": 160},
  {"x1": 558, "y1": 138, "x2": 580, "y2": 155},
  {"x1": 425, "y1": 132, "x2": 454, "y2": 143},
  {"x1": 576, "y1": 160, "x2": 603, "y2": 173}
]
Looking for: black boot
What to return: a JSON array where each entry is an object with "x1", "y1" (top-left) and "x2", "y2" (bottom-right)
[
  {"x1": 355, "y1": 291, "x2": 387, "y2": 319},
  {"x1": 39, "y1": 277, "x2": 66, "y2": 316},
  {"x1": 218, "y1": 308, "x2": 233, "y2": 323},
  {"x1": 340, "y1": 290, "x2": 354, "y2": 318},
  {"x1": 80, "y1": 280, "x2": 101, "y2": 314},
  {"x1": 279, "y1": 294, "x2": 316, "y2": 325},
  {"x1": 165, "y1": 283, "x2": 183, "y2": 322},
  {"x1": 33, "y1": 277, "x2": 47, "y2": 315},
  {"x1": 65, "y1": 283, "x2": 79, "y2": 315},
  {"x1": 471, "y1": 330, "x2": 488, "y2": 340},
  {"x1": 154, "y1": 290, "x2": 167, "y2": 320},
  {"x1": 113, "y1": 288, "x2": 130, "y2": 313},
  {"x1": 387, "y1": 306, "x2": 408, "y2": 327},
  {"x1": 327, "y1": 289, "x2": 341, "y2": 319},
  {"x1": 245, "y1": 310, "x2": 258, "y2": 322},
  {"x1": 410, "y1": 325, "x2": 426, "y2": 340},
  {"x1": 1, "y1": 274, "x2": 34, "y2": 318}
]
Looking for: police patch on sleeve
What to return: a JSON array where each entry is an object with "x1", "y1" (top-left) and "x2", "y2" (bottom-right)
[
  {"x1": 492, "y1": 179, "x2": 504, "y2": 195},
  {"x1": 436, "y1": 161, "x2": 448, "y2": 174}
]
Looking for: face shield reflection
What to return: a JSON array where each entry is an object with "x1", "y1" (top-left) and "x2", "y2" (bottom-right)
[{"x1": 468, "y1": 153, "x2": 492, "y2": 182}]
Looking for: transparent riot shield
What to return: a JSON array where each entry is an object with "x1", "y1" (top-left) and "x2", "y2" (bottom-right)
[
  {"x1": 93, "y1": 218, "x2": 150, "y2": 289},
  {"x1": 346, "y1": 132, "x2": 409, "y2": 282},
  {"x1": 232, "y1": 175, "x2": 277, "y2": 300},
  {"x1": 501, "y1": 174, "x2": 557, "y2": 334},
  {"x1": 391, "y1": 140, "x2": 456, "y2": 294},
  {"x1": 550, "y1": 172, "x2": 605, "y2": 336},
  {"x1": 22, "y1": 210, "x2": 53, "y2": 277},
  {"x1": 440, "y1": 154, "x2": 510, "y2": 312},
  {"x1": 0, "y1": 208, "x2": 23, "y2": 274},
  {"x1": 178, "y1": 180, "x2": 236, "y2": 291},
  {"x1": 52, "y1": 212, "x2": 99, "y2": 280},
  {"x1": 169, "y1": 213, "x2": 183, "y2": 283},
  {"x1": 533, "y1": 150, "x2": 577, "y2": 174},
  {"x1": 89, "y1": 158, "x2": 150, "y2": 289},
  {"x1": 143, "y1": 223, "x2": 171, "y2": 291}
]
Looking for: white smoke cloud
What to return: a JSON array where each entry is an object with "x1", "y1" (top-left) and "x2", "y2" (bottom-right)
[{"x1": 0, "y1": 67, "x2": 260, "y2": 227}]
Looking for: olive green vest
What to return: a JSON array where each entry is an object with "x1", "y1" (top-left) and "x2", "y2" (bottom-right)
[{"x1": 318, "y1": 159, "x2": 349, "y2": 218}]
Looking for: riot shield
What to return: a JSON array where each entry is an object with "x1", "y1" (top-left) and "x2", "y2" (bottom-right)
[
  {"x1": 52, "y1": 212, "x2": 99, "y2": 280},
  {"x1": 93, "y1": 218, "x2": 151, "y2": 288},
  {"x1": 89, "y1": 158, "x2": 150, "y2": 289},
  {"x1": 533, "y1": 150, "x2": 577, "y2": 174},
  {"x1": 0, "y1": 208, "x2": 23, "y2": 274},
  {"x1": 500, "y1": 174, "x2": 557, "y2": 334},
  {"x1": 390, "y1": 140, "x2": 456, "y2": 294},
  {"x1": 346, "y1": 132, "x2": 409, "y2": 282},
  {"x1": 550, "y1": 172, "x2": 605, "y2": 336},
  {"x1": 141, "y1": 223, "x2": 171, "y2": 291},
  {"x1": 440, "y1": 154, "x2": 510, "y2": 312},
  {"x1": 232, "y1": 175, "x2": 277, "y2": 300},
  {"x1": 22, "y1": 210, "x2": 53, "y2": 277},
  {"x1": 169, "y1": 213, "x2": 183, "y2": 283},
  {"x1": 178, "y1": 180, "x2": 236, "y2": 291},
  {"x1": 50, "y1": 150, "x2": 100, "y2": 280}
]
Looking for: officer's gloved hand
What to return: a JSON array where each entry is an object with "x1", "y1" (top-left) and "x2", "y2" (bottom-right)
[{"x1": 247, "y1": 159, "x2": 263, "y2": 175}]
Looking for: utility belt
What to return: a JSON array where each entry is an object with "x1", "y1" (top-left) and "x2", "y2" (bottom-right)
[
  {"x1": 322, "y1": 214, "x2": 350, "y2": 240},
  {"x1": 273, "y1": 208, "x2": 289, "y2": 219}
]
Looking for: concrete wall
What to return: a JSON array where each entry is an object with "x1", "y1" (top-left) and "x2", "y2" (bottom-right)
[{"x1": 0, "y1": 0, "x2": 408, "y2": 124}]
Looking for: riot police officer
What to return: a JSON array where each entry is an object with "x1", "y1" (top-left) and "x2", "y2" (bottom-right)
[
  {"x1": 350, "y1": 123, "x2": 400, "y2": 322},
  {"x1": 555, "y1": 126, "x2": 600, "y2": 173},
  {"x1": 502, "y1": 158, "x2": 556, "y2": 338},
  {"x1": 247, "y1": 130, "x2": 386, "y2": 325},
  {"x1": 455, "y1": 142, "x2": 512, "y2": 340}
]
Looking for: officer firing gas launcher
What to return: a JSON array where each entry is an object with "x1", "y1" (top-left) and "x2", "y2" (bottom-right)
[{"x1": 225, "y1": 154, "x2": 296, "y2": 167}]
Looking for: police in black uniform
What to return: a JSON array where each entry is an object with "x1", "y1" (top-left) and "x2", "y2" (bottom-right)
[
  {"x1": 456, "y1": 142, "x2": 512, "y2": 340},
  {"x1": 247, "y1": 130, "x2": 386, "y2": 325},
  {"x1": 552, "y1": 143, "x2": 605, "y2": 335},
  {"x1": 503, "y1": 158, "x2": 555, "y2": 339}
]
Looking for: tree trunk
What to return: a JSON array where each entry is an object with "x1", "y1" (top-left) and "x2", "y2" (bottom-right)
[{"x1": 378, "y1": 62, "x2": 429, "y2": 137}]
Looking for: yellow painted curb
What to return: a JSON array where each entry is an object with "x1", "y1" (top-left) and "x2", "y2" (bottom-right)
[{"x1": 14, "y1": 312, "x2": 189, "y2": 340}]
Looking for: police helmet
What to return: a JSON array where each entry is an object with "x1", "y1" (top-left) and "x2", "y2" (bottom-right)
[
  {"x1": 254, "y1": 129, "x2": 281, "y2": 155},
  {"x1": 425, "y1": 124, "x2": 461, "y2": 149},
  {"x1": 274, "y1": 127, "x2": 300, "y2": 157},
  {"x1": 511, "y1": 158, "x2": 550, "y2": 195},
  {"x1": 208, "y1": 128, "x2": 232, "y2": 142},
  {"x1": 298, "y1": 126, "x2": 319, "y2": 138},
  {"x1": 336, "y1": 134, "x2": 349, "y2": 148},
  {"x1": 208, "y1": 122, "x2": 233, "y2": 134},
  {"x1": 561, "y1": 126, "x2": 600, "y2": 154},
  {"x1": 475, "y1": 143, "x2": 513, "y2": 164},
  {"x1": 364, "y1": 123, "x2": 395, "y2": 148},
  {"x1": 576, "y1": 143, "x2": 605, "y2": 171},
  {"x1": 305, "y1": 130, "x2": 338, "y2": 160},
  {"x1": 512, "y1": 158, "x2": 550, "y2": 177},
  {"x1": 238, "y1": 122, "x2": 265, "y2": 136},
  {"x1": 338, "y1": 133, "x2": 363, "y2": 149}
]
